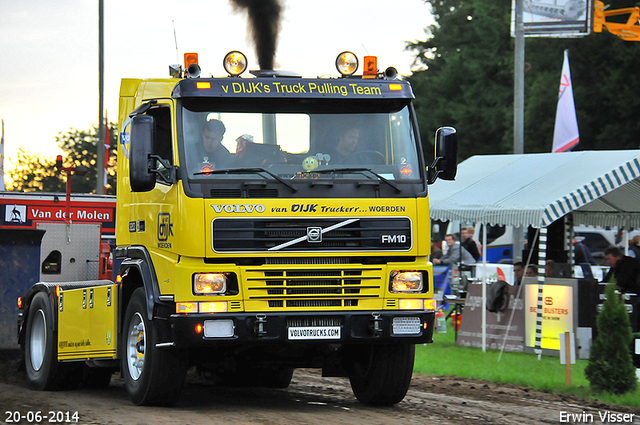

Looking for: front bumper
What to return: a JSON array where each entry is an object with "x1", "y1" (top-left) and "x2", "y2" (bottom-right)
[{"x1": 170, "y1": 310, "x2": 435, "y2": 347}]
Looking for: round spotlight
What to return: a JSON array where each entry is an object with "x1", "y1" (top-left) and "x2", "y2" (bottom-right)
[
  {"x1": 336, "y1": 51, "x2": 358, "y2": 76},
  {"x1": 224, "y1": 51, "x2": 248, "y2": 76}
]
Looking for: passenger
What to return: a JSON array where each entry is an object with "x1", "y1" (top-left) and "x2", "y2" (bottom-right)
[{"x1": 193, "y1": 119, "x2": 233, "y2": 172}]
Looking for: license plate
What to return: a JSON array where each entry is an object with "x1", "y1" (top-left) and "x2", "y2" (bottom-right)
[{"x1": 287, "y1": 326, "x2": 341, "y2": 340}]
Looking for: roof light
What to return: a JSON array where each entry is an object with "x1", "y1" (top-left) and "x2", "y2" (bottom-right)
[
  {"x1": 224, "y1": 51, "x2": 248, "y2": 76},
  {"x1": 184, "y1": 52, "x2": 201, "y2": 78},
  {"x1": 336, "y1": 51, "x2": 358, "y2": 77},
  {"x1": 362, "y1": 55, "x2": 377, "y2": 78}
]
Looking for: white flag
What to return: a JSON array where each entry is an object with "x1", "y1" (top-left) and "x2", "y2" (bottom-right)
[
  {"x1": 0, "y1": 119, "x2": 5, "y2": 190},
  {"x1": 552, "y1": 50, "x2": 579, "y2": 153}
]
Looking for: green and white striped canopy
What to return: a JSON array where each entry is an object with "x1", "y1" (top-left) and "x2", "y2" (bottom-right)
[{"x1": 429, "y1": 150, "x2": 640, "y2": 229}]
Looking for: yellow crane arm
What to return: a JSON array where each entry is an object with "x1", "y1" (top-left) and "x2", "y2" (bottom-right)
[{"x1": 594, "y1": 0, "x2": 640, "y2": 41}]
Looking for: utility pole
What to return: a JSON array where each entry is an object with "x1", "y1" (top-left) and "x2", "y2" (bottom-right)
[
  {"x1": 97, "y1": 0, "x2": 105, "y2": 194},
  {"x1": 512, "y1": 0, "x2": 525, "y2": 263},
  {"x1": 514, "y1": 0, "x2": 524, "y2": 155}
]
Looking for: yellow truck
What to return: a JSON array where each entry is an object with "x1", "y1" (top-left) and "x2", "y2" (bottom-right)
[{"x1": 17, "y1": 51, "x2": 457, "y2": 406}]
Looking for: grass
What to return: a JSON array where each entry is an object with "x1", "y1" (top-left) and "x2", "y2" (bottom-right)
[{"x1": 413, "y1": 316, "x2": 640, "y2": 408}]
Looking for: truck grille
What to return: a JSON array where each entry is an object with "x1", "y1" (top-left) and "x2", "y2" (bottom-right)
[
  {"x1": 212, "y1": 217, "x2": 411, "y2": 252},
  {"x1": 245, "y1": 267, "x2": 383, "y2": 309}
]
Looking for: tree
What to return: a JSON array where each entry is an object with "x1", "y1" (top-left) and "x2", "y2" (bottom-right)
[
  {"x1": 7, "y1": 123, "x2": 117, "y2": 194},
  {"x1": 585, "y1": 283, "x2": 638, "y2": 394},
  {"x1": 7, "y1": 148, "x2": 63, "y2": 192},
  {"x1": 407, "y1": 0, "x2": 640, "y2": 162}
]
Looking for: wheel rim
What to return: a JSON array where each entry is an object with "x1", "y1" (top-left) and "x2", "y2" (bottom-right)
[
  {"x1": 126, "y1": 312, "x2": 145, "y2": 381},
  {"x1": 29, "y1": 310, "x2": 46, "y2": 372}
]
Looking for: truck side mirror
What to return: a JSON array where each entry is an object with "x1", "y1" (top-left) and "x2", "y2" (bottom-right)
[
  {"x1": 428, "y1": 126, "x2": 458, "y2": 184},
  {"x1": 130, "y1": 115, "x2": 156, "y2": 192}
]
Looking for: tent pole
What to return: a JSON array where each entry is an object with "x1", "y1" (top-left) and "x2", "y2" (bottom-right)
[
  {"x1": 534, "y1": 227, "x2": 547, "y2": 360},
  {"x1": 482, "y1": 223, "x2": 487, "y2": 352}
]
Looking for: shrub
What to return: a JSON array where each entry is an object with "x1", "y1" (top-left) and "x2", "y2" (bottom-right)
[{"x1": 585, "y1": 283, "x2": 638, "y2": 394}]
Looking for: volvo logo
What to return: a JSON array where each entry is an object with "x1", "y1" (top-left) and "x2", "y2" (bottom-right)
[{"x1": 307, "y1": 227, "x2": 322, "y2": 243}]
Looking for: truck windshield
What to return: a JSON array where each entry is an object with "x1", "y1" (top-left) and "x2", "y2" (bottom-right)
[{"x1": 181, "y1": 104, "x2": 421, "y2": 183}]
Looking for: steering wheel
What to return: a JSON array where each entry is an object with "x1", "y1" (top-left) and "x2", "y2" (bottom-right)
[{"x1": 339, "y1": 150, "x2": 386, "y2": 165}]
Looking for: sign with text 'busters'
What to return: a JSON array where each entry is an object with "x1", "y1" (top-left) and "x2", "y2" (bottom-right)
[{"x1": 525, "y1": 284, "x2": 574, "y2": 350}]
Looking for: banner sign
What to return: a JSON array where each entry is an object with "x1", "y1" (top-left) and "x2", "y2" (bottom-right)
[{"x1": 511, "y1": 0, "x2": 592, "y2": 37}]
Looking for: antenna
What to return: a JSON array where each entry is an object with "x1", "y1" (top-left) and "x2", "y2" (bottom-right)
[{"x1": 172, "y1": 20, "x2": 179, "y2": 63}]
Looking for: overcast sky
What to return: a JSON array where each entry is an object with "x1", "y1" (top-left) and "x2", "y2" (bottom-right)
[{"x1": 0, "y1": 0, "x2": 433, "y2": 168}]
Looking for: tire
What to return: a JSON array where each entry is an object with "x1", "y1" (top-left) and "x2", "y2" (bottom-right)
[
  {"x1": 121, "y1": 288, "x2": 187, "y2": 406},
  {"x1": 25, "y1": 292, "x2": 76, "y2": 390},
  {"x1": 347, "y1": 344, "x2": 415, "y2": 406}
]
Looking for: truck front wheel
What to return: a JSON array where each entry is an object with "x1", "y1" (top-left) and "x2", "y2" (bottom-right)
[
  {"x1": 347, "y1": 343, "x2": 415, "y2": 406},
  {"x1": 121, "y1": 288, "x2": 186, "y2": 405}
]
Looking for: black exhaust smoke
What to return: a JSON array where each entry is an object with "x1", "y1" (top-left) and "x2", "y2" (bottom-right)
[{"x1": 230, "y1": 0, "x2": 282, "y2": 70}]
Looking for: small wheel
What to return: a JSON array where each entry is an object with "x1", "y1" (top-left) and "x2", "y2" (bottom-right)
[
  {"x1": 348, "y1": 344, "x2": 415, "y2": 406},
  {"x1": 121, "y1": 288, "x2": 186, "y2": 406},
  {"x1": 251, "y1": 366, "x2": 294, "y2": 389},
  {"x1": 25, "y1": 292, "x2": 75, "y2": 390},
  {"x1": 339, "y1": 150, "x2": 386, "y2": 165},
  {"x1": 81, "y1": 366, "x2": 114, "y2": 389}
]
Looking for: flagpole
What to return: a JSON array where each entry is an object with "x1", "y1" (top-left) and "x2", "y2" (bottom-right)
[
  {"x1": 97, "y1": 0, "x2": 105, "y2": 194},
  {"x1": 104, "y1": 111, "x2": 109, "y2": 194},
  {"x1": 0, "y1": 119, "x2": 5, "y2": 191}
]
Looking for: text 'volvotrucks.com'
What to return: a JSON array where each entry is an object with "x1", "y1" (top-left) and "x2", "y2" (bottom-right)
[{"x1": 17, "y1": 50, "x2": 458, "y2": 406}]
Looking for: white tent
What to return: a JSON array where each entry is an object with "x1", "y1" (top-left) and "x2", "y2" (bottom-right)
[
  {"x1": 429, "y1": 150, "x2": 640, "y2": 229},
  {"x1": 428, "y1": 150, "x2": 640, "y2": 354}
]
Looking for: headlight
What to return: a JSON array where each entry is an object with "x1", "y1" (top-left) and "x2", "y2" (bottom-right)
[
  {"x1": 390, "y1": 271, "x2": 424, "y2": 293},
  {"x1": 194, "y1": 273, "x2": 227, "y2": 294},
  {"x1": 223, "y1": 51, "x2": 248, "y2": 76},
  {"x1": 336, "y1": 51, "x2": 358, "y2": 76}
]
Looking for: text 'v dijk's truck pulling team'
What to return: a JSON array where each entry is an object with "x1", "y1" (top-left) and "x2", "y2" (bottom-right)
[{"x1": 16, "y1": 49, "x2": 458, "y2": 406}]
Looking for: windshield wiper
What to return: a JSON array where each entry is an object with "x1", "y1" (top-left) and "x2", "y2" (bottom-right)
[
  {"x1": 193, "y1": 167, "x2": 297, "y2": 193},
  {"x1": 310, "y1": 167, "x2": 401, "y2": 193}
]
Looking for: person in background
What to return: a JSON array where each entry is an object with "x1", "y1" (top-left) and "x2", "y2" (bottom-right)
[
  {"x1": 574, "y1": 237, "x2": 596, "y2": 265},
  {"x1": 603, "y1": 245, "x2": 640, "y2": 333},
  {"x1": 603, "y1": 246, "x2": 640, "y2": 295},
  {"x1": 513, "y1": 262, "x2": 524, "y2": 285},
  {"x1": 431, "y1": 240, "x2": 443, "y2": 261},
  {"x1": 545, "y1": 260, "x2": 556, "y2": 278},
  {"x1": 461, "y1": 226, "x2": 481, "y2": 262},
  {"x1": 433, "y1": 234, "x2": 476, "y2": 266},
  {"x1": 628, "y1": 235, "x2": 640, "y2": 259},
  {"x1": 526, "y1": 264, "x2": 538, "y2": 277}
]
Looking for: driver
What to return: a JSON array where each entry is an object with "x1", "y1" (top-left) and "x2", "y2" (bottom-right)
[{"x1": 326, "y1": 127, "x2": 360, "y2": 164}]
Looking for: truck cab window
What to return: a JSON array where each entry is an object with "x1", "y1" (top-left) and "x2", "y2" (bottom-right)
[{"x1": 147, "y1": 106, "x2": 173, "y2": 182}]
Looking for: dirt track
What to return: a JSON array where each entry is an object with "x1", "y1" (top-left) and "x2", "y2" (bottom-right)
[{"x1": 1, "y1": 352, "x2": 639, "y2": 424}]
